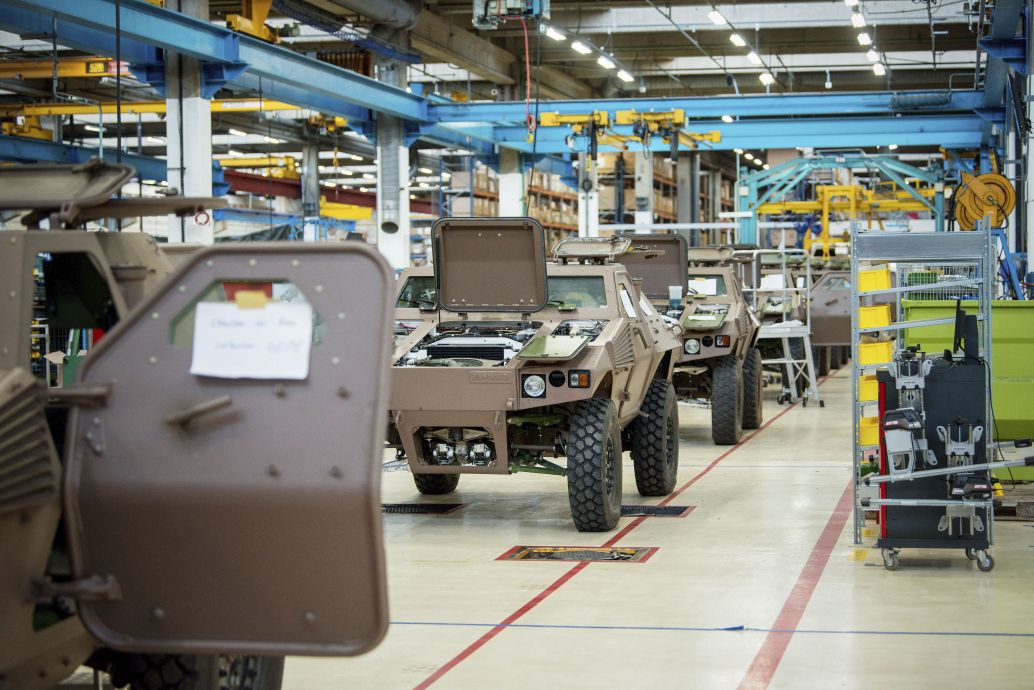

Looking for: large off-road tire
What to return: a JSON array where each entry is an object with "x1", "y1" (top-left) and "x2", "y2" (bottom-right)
[
  {"x1": 711, "y1": 355, "x2": 744, "y2": 445},
  {"x1": 813, "y1": 345, "x2": 830, "y2": 377},
  {"x1": 413, "y1": 473, "x2": 460, "y2": 495},
  {"x1": 828, "y1": 345, "x2": 841, "y2": 370},
  {"x1": 742, "y1": 348, "x2": 764, "y2": 430},
  {"x1": 567, "y1": 398, "x2": 623, "y2": 532},
  {"x1": 630, "y1": 379, "x2": 679, "y2": 496},
  {"x1": 840, "y1": 345, "x2": 850, "y2": 366},
  {"x1": 121, "y1": 654, "x2": 283, "y2": 690}
]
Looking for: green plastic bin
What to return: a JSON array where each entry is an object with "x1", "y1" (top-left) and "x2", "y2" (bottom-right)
[{"x1": 902, "y1": 300, "x2": 1034, "y2": 479}]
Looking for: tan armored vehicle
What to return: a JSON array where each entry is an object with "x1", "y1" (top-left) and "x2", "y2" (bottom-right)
[
  {"x1": 389, "y1": 219, "x2": 682, "y2": 532},
  {"x1": 1, "y1": 162, "x2": 393, "y2": 690},
  {"x1": 618, "y1": 236, "x2": 762, "y2": 445}
]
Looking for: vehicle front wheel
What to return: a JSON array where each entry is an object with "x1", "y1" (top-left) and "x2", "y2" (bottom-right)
[
  {"x1": 414, "y1": 473, "x2": 460, "y2": 495},
  {"x1": 630, "y1": 379, "x2": 679, "y2": 496},
  {"x1": 741, "y1": 348, "x2": 764, "y2": 430},
  {"x1": 120, "y1": 654, "x2": 284, "y2": 690},
  {"x1": 567, "y1": 398, "x2": 623, "y2": 531},
  {"x1": 711, "y1": 355, "x2": 744, "y2": 445}
]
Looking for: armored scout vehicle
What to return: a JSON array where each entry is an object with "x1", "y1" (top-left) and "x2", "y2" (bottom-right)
[
  {"x1": 618, "y1": 236, "x2": 762, "y2": 445},
  {"x1": 389, "y1": 219, "x2": 682, "y2": 532},
  {"x1": 1, "y1": 162, "x2": 393, "y2": 690}
]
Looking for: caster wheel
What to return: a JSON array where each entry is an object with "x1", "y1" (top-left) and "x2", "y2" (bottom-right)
[
  {"x1": 965, "y1": 548, "x2": 978, "y2": 561},
  {"x1": 819, "y1": 400, "x2": 826, "y2": 408},
  {"x1": 802, "y1": 398, "x2": 808, "y2": 407},
  {"x1": 976, "y1": 551, "x2": 995, "y2": 572},
  {"x1": 881, "y1": 548, "x2": 899, "y2": 571}
]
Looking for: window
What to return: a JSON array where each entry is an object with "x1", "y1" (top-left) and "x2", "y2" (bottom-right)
[
  {"x1": 688, "y1": 274, "x2": 727, "y2": 296},
  {"x1": 817, "y1": 275, "x2": 852, "y2": 291},
  {"x1": 546, "y1": 276, "x2": 607, "y2": 308},
  {"x1": 396, "y1": 276, "x2": 437, "y2": 308}
]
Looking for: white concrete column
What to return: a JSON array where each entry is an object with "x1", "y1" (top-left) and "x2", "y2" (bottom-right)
[
  {"x1": 165, "y1": 0, "x2": 212, "y2": 244},
  {"x1": 301, "y1": 130, "x2": 321, "y2": 241},
  {"x1": 498, "y1": 148, "x2": 523, "y2": 216},
  {"x1": 634, "y1": 150, "x2": 653, "y2": 228},
  {"x1": 373, "y1": 51, "x2": 410, "y2": 270},
  {"x1": 577, "y1": 153, "x2": 599, "y2": 237}
]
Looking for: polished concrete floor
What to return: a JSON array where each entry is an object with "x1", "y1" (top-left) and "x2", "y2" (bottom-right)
[{"x1": 285, "y1": 371, "x2": 1034, "y2": 689}]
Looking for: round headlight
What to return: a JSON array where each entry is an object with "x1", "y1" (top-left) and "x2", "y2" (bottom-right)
[
  {"x1": 523, "y1": 374, "x2": 546, "y2": 397},
  {"x1": 685, "y1": 338, "x2": 701, "y2": 355}
]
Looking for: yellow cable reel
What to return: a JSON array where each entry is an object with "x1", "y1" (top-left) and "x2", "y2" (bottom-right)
[{"x1": 954, "y1": 171, "x2": 1015, "y2": 230}]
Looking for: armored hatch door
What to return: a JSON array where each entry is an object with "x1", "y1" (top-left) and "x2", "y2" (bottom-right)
[
  {"x1": 615, "y1": 234, "x2": 688, "y2": 301},
  {"x1": 810, "y1": 271, "x2": 852, "y2": 345},
  {"x1": 433, "y1": 216, "x2": 547, "y2": 312},
  {"x1": 64, "y1": 243, "x2": 394, "y2": 656}
]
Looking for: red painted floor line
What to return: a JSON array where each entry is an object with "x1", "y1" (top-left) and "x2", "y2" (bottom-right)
[
  {"x1": 414, "y1": 384, "x2": 818, "y2": 689},
  {"x1": 737, "y1": 481, "x2": 854, "y2": 690}
]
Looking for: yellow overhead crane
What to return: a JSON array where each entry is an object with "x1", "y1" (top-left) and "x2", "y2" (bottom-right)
[
  {"x1": 0, "y1": 99, "x2": 300, "y2": 117},
  {"x1": 218, "y1": 156, "x2": 300, "y2": 179},
  {"x1": 226, "y1": 0, "x2": 280, "y2": 44},
  {"x1": 537, "y1": 109, "x2": 720, "y2": 157},
  {"x1": 0, "y1": 58, "x2": 128, "y2": 80}
]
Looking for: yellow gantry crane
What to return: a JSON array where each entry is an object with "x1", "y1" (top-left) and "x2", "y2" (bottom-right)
[{"x1": 537, "y1": 109, "x2": 720, "y2": 158}]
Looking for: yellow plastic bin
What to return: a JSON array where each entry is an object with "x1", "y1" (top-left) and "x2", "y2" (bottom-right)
[
  {"x1": 859, "y1": 375, "x2": 879, "y2": 401},
  {"x1": 858, "y1": 267, "x2": 891, "y2": 292},
  {"x1": 858, "y1": 304, "x2": 892, "y2": 329},
  {"x1": 859, "y1": 416, "x2": 880, "y2": 447},
  {"x1": 859, "y1": 341, "x2": 894, "y2": 365}
]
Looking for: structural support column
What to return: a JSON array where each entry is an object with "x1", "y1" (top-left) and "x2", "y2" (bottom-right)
[
  {"x1": 374, "y1": 47, "x2": 411, "y2": 269},
  {"x1": 577, "y1": 153, "x2": 599, "y2": 237},
  {"x1": 1026, "y1": 71, "x2": 1034, "y2": 273},
  {"x1": 710, "y1": 169, "x2": 723, "y2": 223},
  {"x1": 634, "y1": 150, "x2": 653, "y2": 229},
  {"x1": 165, "y1": 0, "x2": 212, "y2": 244},
  {"x1": 301, "y1": 128, "x2": 321, "y2": 240},
  {"x1": 498, "y1": 147, "x2": 523, "y2": 216}
]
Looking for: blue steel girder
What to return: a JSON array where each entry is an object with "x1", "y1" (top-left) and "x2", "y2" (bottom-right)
[
  {"x1": 430, "y1": 90, "x2": 987, "y2": 124},
  {"x1": 494, "y1": 115, "x2": 987, "y2": 153},
  {"x1": 0, "y1": 134, "x2": 167, "y2": 181},
  {"x1": 403, "y1": 122, "x2": 496, "y2": 155},
  {"x1": 868, "y1": 159, "x2": 935, "y2": 212},
  {"x1": 979, "y1": 37, "x2": 1029, "y2": 75},
  {"x1": 876, "y1": 157, "x2": 940, "y2": 184},
  {"x1": 0, "y1": 0, "x2": 426, "y2": 123},
  {"x1": 0, "y1": 4, "x2": 159, "y2": 64}
]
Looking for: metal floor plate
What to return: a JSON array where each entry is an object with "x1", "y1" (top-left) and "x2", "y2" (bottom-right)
[
  {"x1": 381, "y1": 503, "x2": 465, "y2": 515},
  {"x1": 497, "y1": 546, "x2": 658, "y2": 563},
  {"x1": 621, "y1": 505, "x2": 695, "y2": 517}
]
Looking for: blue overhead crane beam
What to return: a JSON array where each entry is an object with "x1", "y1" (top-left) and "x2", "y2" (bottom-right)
[
  {"x1": 429, "y1": 90, "x2": 989, "y2": 124},
  {"x1": 0, "y1": 135, "x2": 167, "y2": 181},
  {"x1": 0, "y1": 0, "x2": 426, "y2": 123}
]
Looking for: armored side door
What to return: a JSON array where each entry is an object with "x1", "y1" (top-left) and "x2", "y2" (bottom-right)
[
  {"x1": 810, "y1": 271, "x2": 852, "y2": 345},
  {"x1": 63, "y1": 244, "x2": 394, "y2": 656}
]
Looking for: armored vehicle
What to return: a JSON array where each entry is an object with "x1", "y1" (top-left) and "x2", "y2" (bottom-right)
[
  {"x1": 618, "y1": 236, "x2": 762, "y2": 445},
  {"x1": 1, "y1": 162, "x2": 393, "y2": 690},
  {"x1": 389, "y1": 219, "x2": 682, "y2": 532}
]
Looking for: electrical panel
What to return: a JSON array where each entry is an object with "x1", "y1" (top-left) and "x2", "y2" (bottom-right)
[{"x1": 472, "y1": 0, "x2": 550, "y2": 29}]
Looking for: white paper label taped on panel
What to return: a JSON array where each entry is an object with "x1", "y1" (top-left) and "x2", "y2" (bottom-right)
[
  {"x1": 688, "y1": 278, "x2": 718, "y2": 296},
  {"x1": 190, "y1": 302, "x2": 313, "y2": 379}
]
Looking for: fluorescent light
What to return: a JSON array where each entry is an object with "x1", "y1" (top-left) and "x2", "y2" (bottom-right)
[
  {"x1": 597, "y1": 54, "x2": 616, "y2": 69},
  {"x1": 363, "y1": 173, "x2": 375, "y2": 179},
  {"x1": 571, "y1": 40, "x2": 592, "y2": 55},
  {"x1": 410, "y1": 193, "x2": 417, "y2": 199},
  {"x1": 349, "y1": 154, "x2": 363, "y2": 161},
  {"x1": 419, "y1": 167, "x2": 433, "y2": 174},
  {"x1": 759, "y1": 71, "x2": 775, "y2": 86},
  {"x1": 763, "y1": 164, "x2": 770, "y2": 170},
  {"x1": 339, "y1": 169, "x2": 353, "y2": 175},
  {"x1": 707, "y1": 9, "x2": 727, "y2": 26},
  {"x1": 146, "y1": 136, "x2": 164, "y2": 143},
  {"x1": 734, "y1": 148, "x2": 744, "y2": 154},
  {"x1": 744, "y1": 152, "x2": 754, "y2": 161},
  {"x1": 888, "y1": 144, "x2": 898, "y2": 150},
  {"x1": 866, "y1": 48, "x2": 879, "y2": 62},
  {"x1": 746, "y1": 50, "x2": 762, "y2": 65},
  {"x1": 851, "y1": 11, "x2": 866, "y2": 27},
  {"x1": 359, "y1": 186, "x2": 368, "y2": 193},
  {"x1": 264, "y1": 135, "x2": 284, "y2": 144},
  {"x1": 721, "y1": 114, "x2": 734, "y2": 123},
  {"x1": 754, "y1": 158, "x2": 764, "y2": 166},
  {"x1": 542, "y1": 24, "x2": 566, "y2": 41},
  {"x1": 730, "y1": 33, "x2": 746, "y2": 47},
  {"x1": 617, "y1": 69, "x2": 634, "y2": 83},
  {"x1": 326, "y1": 181, "x2": 337, "y2": 187},
  {"x1": 84, "y1": 124, "x2": 103, "y2": 132},
  {"x1": 228, "y1": 149, "x2": 245, "y2": 157},
  {"x1": 857, "y1": 32, "x2": 872, "y2": 45},
  {"x1": 872, "y1": 62, "x2": 886, "y2": 76},
  {"x1": 442, "y1": 172, "x2": 451, "y2": 179},
  {"x1": 228, "y1": 128, "x2": 249, "y2": 137},
  {"x1": 419, "y1": 182, "x2": 430, "y2": 188},
  {"x1": 141, "y1": 179, "x2": 157, "y2": 185},
  {"x1": 844, "y1": 0, "x2": 859, "y2": 6}
]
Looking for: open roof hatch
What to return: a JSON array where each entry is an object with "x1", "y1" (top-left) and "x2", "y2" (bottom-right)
[
  {"x1": 0, "y1": 160, "x2": 134, "y2": 210},
  {"x1": 432, "y1": 217, "x2": 548, "y2": 312},
  {"x1": 616, "y1": 234, "x2": 689, "y2": 299}
]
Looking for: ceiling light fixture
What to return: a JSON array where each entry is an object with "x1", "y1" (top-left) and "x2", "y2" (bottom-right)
[
  {"x1": 359, "y1": 186, "x2": 368, "y2": 193},
  {"x1": 542, "y1": 24, "x2": 566, "y2": 41},
  {"x1": 419, "y1": 167, "x2": 433, "y2": 174},
  {"x1": 746, "y1": 50, "x2": 762, "y2": 65},
  {"x1": 227, "y1": 149, "x2": 245, "y2": 157},
  {"x1": 759, "y1": 71, "x2": 775, "y2": 86},
  {"x1": 84, "y1": 124, "x2": 104, "y2": 132},
  {"x1": 263, "y1": 135, "x2": 284, "y2": 144},
  {"x1": 888, "y1": 144, "x2": 898, "y2": 150},
  {"x1": 866, "y1": 48, "x2": 879, "y2": 62},
  {"x1": 872, "y1": 62, "x2": 886, "y2": 76},
  {"x1": 146, "y1": 136, "x2": 164, "y2": 143},
  {"x1": 754, "y1": 159, "x2": 764, "y2": 166},
  {"x1": 707, "y1": 9, "x2": 727, "y2": 25},
  {"x1": 744, "y1": 152, "x2": 755, "y2": 161},
  {"x1": 851, "y1": 11, "x2": 866, "y2": 27},
  {"x1": 571, "y1": 40, "x2": 592, "y2": 55},
  {"x1": 730, "y1": 33, "x2": 746, "y2": 47},
  {"x1": 617, "y1": 69, "x2": 634, "y2": 83},
  {"x1": 763, "y1": 164, "x2": 771, "y2": 170},
  {"x1": 857, "y1": 32, "x2": 872, "y2": 45},
  {"x1": 721, "y1": 114, "x2": 734, "y2": 123},
  {"x1": 824, "y1": 70, "x2": 833, "y2": 89},
  {"x1": 844, "y1": 0, "x2": 859, "y2": 6},
  {"x1": 228, "y1": 128, "x2": 249, "y2": 137},
  {"x1": 734, "y1": 148, "x2": 744, "y2": 154},
  {"x1": 597, "y1": 54, "x2": 616, "y2": 70}
]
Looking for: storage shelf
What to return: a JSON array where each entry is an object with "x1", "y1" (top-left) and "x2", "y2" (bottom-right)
[
  {"x1": 527, "y1": 186, "x2": 577, "y2": 202},
  {"x1": 857, "y1": 314, "x2": 984, "y2": 334},
  {"x1": 858, "y1": 279, "x2": 982, "y2": 298}
]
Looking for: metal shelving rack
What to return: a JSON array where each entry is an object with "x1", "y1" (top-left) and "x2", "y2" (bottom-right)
[{"x1": 849, "y1": 226, "x2": 995, "y2": 543}]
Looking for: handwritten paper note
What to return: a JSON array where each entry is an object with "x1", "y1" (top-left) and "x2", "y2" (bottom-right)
[
  {"x1": 688, "y1": 278, "x2": 718, "y2": 296},
  {"x1": 190, "y1": 302, "x2": 313, "y2": 380}
]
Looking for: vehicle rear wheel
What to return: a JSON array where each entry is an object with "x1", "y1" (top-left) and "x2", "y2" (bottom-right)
[
  {"x1": 813, "y1": 345, "x2": 830, "y2": 377},
  {"x1": 829, "y1": 345, "x2": 842, "y2": 370},
  {"x1": 567, "y1": 398, "x2": 623, "y2": 532},
  {"x1": 742, "y1": 348, "x2": 764, "y2": 430},
  {"x1": 122, "y1": 654, "x2": 283, "y2": 690},
  {"x1": 413, "y1": 473, "x2": 460, "y2": 495},
  {"x1": 630, "y1": 379, "x2": 679, "y2": 496},
  {"x1": 840, "y1": 345, "x2": 850, "y2": 366},
  {"x1": 711, "y1": 355, "x2": 744, "y2": 445}
]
